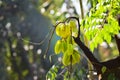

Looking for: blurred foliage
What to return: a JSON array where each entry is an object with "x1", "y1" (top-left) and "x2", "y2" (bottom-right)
[
  {"x1": 0, "y1": 0, "x2": 120, "y2": 80},
  {"x1": 36, "y1": 0, "x2": 79, "y2": 23},
  {"x1": 0, "y1": 0, "x2": 53, "y2": 80},
  {"x1": 82, "y1": 0, "x2": 120, "y2": 52}
]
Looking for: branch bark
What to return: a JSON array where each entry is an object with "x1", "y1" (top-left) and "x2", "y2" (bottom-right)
[
  {"x1": 115, "y1": 14, "x2": 120, "y2": 55},
  {"x1": 115, "y1": 35, "x2": 120, "y2": 55},
  {"x1": 73, "y1": 37, "x2": 120, "y2": 74},
  {"x1": 79, "y1": 0, "x2": 84, "y2": 19}
]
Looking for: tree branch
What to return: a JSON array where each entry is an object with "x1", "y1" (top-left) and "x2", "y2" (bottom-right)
[
  {"x1": 59, "y1": 17, "x2": 120, "y2": 74},
  {"x1": 101, "y1": 56, "x2": 120, "y2": 69},
  {"x1": 115, "y1": 14, "x2": 120, "y2": 55},
  {"x1": 73, "y1": 37, "x2": 102, "y2": 72},
  {"x1": 73, "y1": 37, "x2": 99, "y2": 64},
  {"x1": 73, "y1": 36, "x2": 120, "y2": 74},
  {"x1": 115, "y1": 35, "x2": 120, "y2": 55},
  {"x1": 79, "y1": 0, "x2": 84, "y2": 19}
]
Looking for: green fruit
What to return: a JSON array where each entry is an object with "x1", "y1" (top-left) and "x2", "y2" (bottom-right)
[
  {"x1": 56, "y1": 23, "x2": 63, "y2": 37},
  {"x1": 66, "y1": 44, "x2": 74, "y2": 55},
  {"x1": 72, "y1": 50, "x2": 80, "y2": 65},
  {"x1": 69, "y1": 21, "x2": 77, "y2": 31},
  {"x1": 56, "y1": 23, "x2": 70, "y2": 38},
  {"x1": 68, "y1": 21, "x2": 78, "y2": 37},
  {"x1": 62, "y1": 50, "x2": 80, "y2": 66},
  {"x1": 61, "y1": 40, "x2": 67, "y2": 53},
  {"x1": 54, "y1": 40, "x2": 62, "y2": 54},
  {"x1": 65, "y1": 24, "x2": 71, "y2": 36},
  {"x1": 62, "y1": 53, "x2": 70, "y2": 66}
]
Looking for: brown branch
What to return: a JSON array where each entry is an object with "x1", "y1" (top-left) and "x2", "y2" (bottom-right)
[
  {"x1": 101, "y1": 56, "x2": 120, "y2": 69},
  {"x1": 71, "y1": 17, "x2": 100, "y2": 70},
  {"x1": 74, "y1": 36, "x2": 120, "y2": 74},
  {"x1": 115, "y1": 14, "x2": 120, "y2": 55},
  {"x1": 115, "y1": 35, "x2": 120, "y2": 55},
  {"x1": 73, "y1": 37, "x2": 102, "y2": 72},
  {"x1": 73, "y1": 37, "x2": 99, "y2": 64}
]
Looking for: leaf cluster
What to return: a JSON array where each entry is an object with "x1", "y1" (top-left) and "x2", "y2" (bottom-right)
[{"x1": 81, "y1": 0, "x2": 120, "y2": 51}]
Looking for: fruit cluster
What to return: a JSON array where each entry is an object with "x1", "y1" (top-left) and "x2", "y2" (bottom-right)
[{"x1": 55, "y1": 21, "x2": 80, "y2": 66}]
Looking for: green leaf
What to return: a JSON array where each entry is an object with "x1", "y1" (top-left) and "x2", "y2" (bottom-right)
[
  {"x1": 104, "y1": 33, "x2": 111, "y2": 43},
  {"x1": 90, "y1": 41, "x2": 95, "y2": 52},
  {"x1": 108, "y1": 73, "x2": 116, "y2": 80},
  {"x1": 22, "y1": 70, "x2": 28, "y2": 76},
  {"x1": 101, "y1": 66, "x2": 107, "y2": 73},
  {"x1": 46, "y1": 65, "x2": 58, "y2": 80}
]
